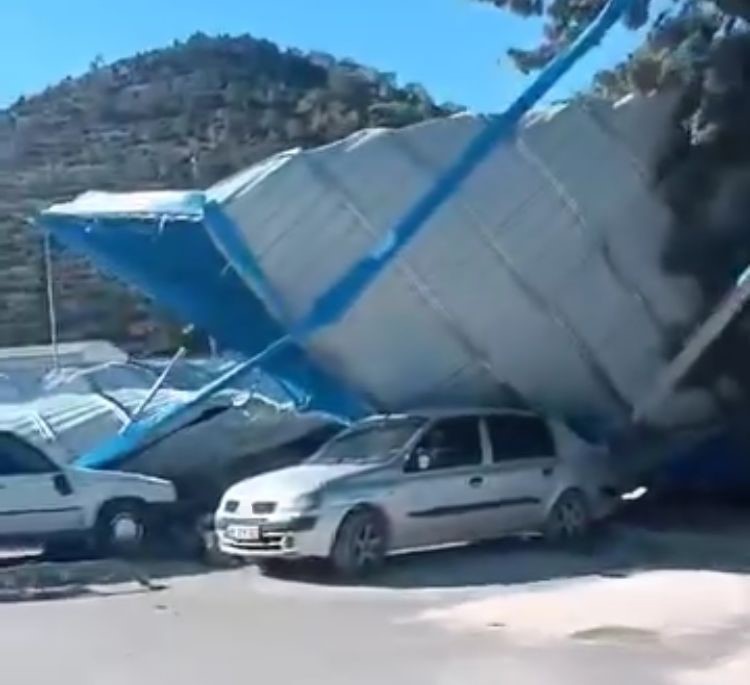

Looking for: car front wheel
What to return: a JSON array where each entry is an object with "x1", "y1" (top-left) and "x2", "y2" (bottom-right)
[
  {"x1": 94, "y1": 500, "x2": 148, "y2": 557},
  {"x1": 330, "y1": 508, "x2": 387, "y2": 579}
]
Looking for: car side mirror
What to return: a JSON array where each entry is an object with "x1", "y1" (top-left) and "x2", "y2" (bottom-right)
[
  {"x1": 405, "y1": 448, "x2": 432, "y2": 473},
  {"x1": 53, "y1": 472, "x2": 73, "y2": 497}
]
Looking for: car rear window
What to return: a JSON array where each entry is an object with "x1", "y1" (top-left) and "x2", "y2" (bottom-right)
[{"x1": 486, "y1": 415, "x2": 555, "y2": 462}]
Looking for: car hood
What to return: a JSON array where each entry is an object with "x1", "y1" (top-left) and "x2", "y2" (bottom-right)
[
  {"x1": 224, "y1": 462, "x2": 375, "y2": 503},
  {"x1": 71, "y1": 466, "x2": 176, "y2": 498}
]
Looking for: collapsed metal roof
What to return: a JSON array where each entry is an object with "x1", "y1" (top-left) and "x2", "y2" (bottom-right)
[
  {"x1": 0, "y1": 358, "x2": 343, "y2": 476},
  {"x1": 37, "y1": 0, "x2": 730, "y2": 468},
  {"x1": 42, "y1": 93, "x2": 719, "y2": 434}
]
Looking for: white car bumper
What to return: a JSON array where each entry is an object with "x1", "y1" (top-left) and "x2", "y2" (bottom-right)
[{"x1": 215, "y1": 508, "x2": 344, "y2": 559}]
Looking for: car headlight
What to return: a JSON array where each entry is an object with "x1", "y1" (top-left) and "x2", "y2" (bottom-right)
[{"x1": 284, "y1": 491, "x2": 323, "y2": 513}]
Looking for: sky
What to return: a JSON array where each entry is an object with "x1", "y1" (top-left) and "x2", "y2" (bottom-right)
[{"x1": 0, "y1": 0, "x2": 645, "y2": 113}]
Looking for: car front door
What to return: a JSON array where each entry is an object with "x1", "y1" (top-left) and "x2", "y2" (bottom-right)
[
  {"x1": 0, "y1": 434, "x2": 84, "y2": 539},
  {"x1": 478, "y1": 415, "x2": 559, "y2": 534},
  {"x1": 390, "y1": 416, "x2": 491, "y2": 550}
]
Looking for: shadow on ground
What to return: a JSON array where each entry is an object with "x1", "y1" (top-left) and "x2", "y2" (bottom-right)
[
  {"x1": 0, "y1": 532, "x2": 240, "y2": 604},
  {"x1": 0, "y1": 555, "x2": 237, "y2": 603},
  {"x1": 5, "y1": 503, "x2": 750, "y2": 600},
  {"x1": 267, "y1": 506, "x2": 750, "y2": 590}
]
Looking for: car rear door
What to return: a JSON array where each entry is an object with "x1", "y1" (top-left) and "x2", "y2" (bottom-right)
[
  {"x1": 390, "y1": 416, "x2": 491, "y2": 550},
  {"x1": 477, "y1": 414, "x2": 559, "y2": 534},
  {"x1": 0, "y1": 434, "x2": 84, "y2": 539}
]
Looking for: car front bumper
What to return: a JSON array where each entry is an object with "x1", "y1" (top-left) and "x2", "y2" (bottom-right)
[{"x1": 215, "y1": 509, "x2": 342, "y2": 559}]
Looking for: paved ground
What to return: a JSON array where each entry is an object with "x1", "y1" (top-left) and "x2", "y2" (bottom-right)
[{"x1": 2, "y1": 530, "x2": 750, "y2": 684}]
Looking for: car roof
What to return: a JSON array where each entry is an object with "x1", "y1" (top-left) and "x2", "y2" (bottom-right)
[{"x1": 358, "y1": 407, "x2": 541, "y2": 422}]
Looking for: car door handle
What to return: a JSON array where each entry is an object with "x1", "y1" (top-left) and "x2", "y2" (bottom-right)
[
  {"x1": 469, "y1": 476, "x2": 484, "y2": 488},
  {"x1": 542, "y1": 467, "x2": 554, "y2": 477}
]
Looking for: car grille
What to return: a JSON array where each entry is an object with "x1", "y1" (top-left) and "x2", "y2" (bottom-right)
[
  {"x1": 218, "y1": 516, "x2": 316, "y2": 551},
  {"x1": 226, "y1": 535, "x2": 285, "y2": 552},
  {"x1": 215, "y1": 517, "x2": 266, "y2": 530},
  {"x1": 251, "y1": 501, "x2": 277, "y2": 515}
]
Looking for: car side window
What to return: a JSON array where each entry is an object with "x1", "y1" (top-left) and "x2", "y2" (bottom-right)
[
  {"x1": 486, "y1": 416, "x2": 555, "y2": 463},
  {"x1": 411, "y1": 417, "x2": 482, "y2": 471},
  {"x1": 0, "y1": 434, "x2": 58, "y2": 476}
]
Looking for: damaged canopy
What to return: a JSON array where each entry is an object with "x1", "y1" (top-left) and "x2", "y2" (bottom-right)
[
  {"x1": 41, "y1": 94, "x2": 719, "y2": 435},
  {"x1": 0, "y1": 358, "x2": 344, "y2": 482}
]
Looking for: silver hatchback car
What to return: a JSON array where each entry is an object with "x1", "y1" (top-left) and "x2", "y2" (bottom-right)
[{"x1": 215, "y1": 409, "x2": 620, "y2": 576}]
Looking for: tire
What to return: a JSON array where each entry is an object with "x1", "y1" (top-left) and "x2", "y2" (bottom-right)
[
  {"x1": 544, "y1": 489, "x2": 591, "y2": 544},
  {"x1": 94, "y1": 500, "x2": 148, "y2": 557},
  {"x1": 330, "y1": 507, "x2": 388, "y2": 579}
]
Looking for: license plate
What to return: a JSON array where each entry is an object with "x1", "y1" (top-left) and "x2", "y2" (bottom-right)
[{"x1": 226, "y1": 525, "x2": 260, "y2": 541}]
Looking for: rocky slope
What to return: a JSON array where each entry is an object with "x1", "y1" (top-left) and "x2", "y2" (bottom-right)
[{"x1": 0, "y1": 33, "x2": 453, "y2": 353}]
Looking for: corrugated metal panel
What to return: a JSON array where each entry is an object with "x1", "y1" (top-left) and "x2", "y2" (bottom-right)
[
  {"x1": 40, "y1": 94, "x2": 720, "y2": 433},
  {"x1": 0, "y1": 361, "x2": 341, "y2": 475},
  {"x1": 216, "y1": 96, "x2": 710, "y2": 426}
]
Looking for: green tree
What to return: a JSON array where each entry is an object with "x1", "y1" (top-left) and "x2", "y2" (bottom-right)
[{"x1": 477, "y1": 0, "x2": 748, "y2": 97}]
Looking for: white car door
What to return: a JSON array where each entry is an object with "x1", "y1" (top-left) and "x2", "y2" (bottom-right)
[
  {"x1": 476, "y1": 414, "x2": 559, "y2": 535},
  {"x1": 389, "y1": 416, "x2": 491, "y2": 550},
  {"x1": 0, "y1": 433, "x2": 84, "y2": 538}
]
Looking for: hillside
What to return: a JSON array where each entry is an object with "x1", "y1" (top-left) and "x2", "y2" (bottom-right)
[{"x1": 0, "y1": 33, "x2": 454, "y2": 352}]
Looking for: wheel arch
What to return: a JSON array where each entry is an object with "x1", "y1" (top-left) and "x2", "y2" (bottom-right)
[
  {"x1": 544, "y1": 483, "x2": 588, "y2": 518},
  {"x1": 329, "y1": 501, "x2": 392, "y2": 555},
  {"x1": 94, "y1": 496, "x2": 149, "y2": 527},
  {"x1": 543, "y1": 486, "x2": 592, "y2": 540}
]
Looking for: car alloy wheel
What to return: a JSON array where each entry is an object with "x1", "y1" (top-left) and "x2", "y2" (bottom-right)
[
  {"x1": 331, "y1": 508, "x2": 387, "y2": 578},
  {"x1": 352, "y1": 520, "x2": 383, "y2": 568}
]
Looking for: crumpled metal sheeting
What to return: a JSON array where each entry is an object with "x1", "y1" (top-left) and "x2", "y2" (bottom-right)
[
  {"x1": 39, "y1": 98, "x2": 718, "y2": 431},
  {"x1": 0, "y1": 360, "x2": 342, "y2": 478},
  {"x1": 218, "y1": 96, "x2": 711, "y2": 427}
]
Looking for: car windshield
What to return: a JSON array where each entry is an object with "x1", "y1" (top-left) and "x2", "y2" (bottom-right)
[{"x1": 308, "y1": 418, "x2": 425, "y2": 465}]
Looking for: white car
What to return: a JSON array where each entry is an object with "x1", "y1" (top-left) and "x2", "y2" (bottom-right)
[
  {"x1": 215, "y1": 409, "x2": 621, "y2": 577},
  {"x1": 0, "y1": 430, "x2": 177, "y2": 556}
]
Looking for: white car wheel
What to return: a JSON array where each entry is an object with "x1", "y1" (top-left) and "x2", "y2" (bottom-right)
[{"x1": 95, "y1": 501, "x2": 147, "y2": 556}]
